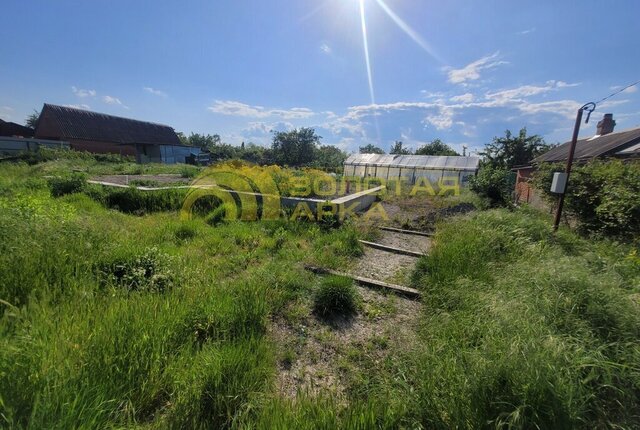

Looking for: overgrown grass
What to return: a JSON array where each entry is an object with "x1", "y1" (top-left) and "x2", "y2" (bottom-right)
[
  {"x1": 2, "y1": 159, "x2": 639, "y2": 429},
  {"x1": 0, "y1": 162, "x2": 365, "y2": 429},
  {"x1": 410, "y1": 208, "x2": 640, "y2": 428}
]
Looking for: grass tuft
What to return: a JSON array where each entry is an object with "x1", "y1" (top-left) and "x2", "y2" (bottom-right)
[{"x1": 313, "y1": 275, "x2": 359, "y2": 317}]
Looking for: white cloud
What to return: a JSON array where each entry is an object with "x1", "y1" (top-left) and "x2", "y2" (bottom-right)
[
  {"x1": 208, "y1": 100, "x2": 315, "y2": 119},
  {"x1": 426, "y1": 105, "x2": 455, "y2": 130},
  {"x1": 64, "y1": 104, "x2": 91, "y2": 110},
  {"x1": 72, "y1": 86, "x2": 96, "y2": 98},
  {"x1": 518, "y1": 27, "x2": 536, "y2": 35},
  {"x1": 0, "y1": 106, "x2": 13, "y2": 120},
  {"x1": 421, "y1": 90, "x2": 446, "y2": 99},
  {"x1": 102, "y1": 96, "x2": 128, "y2": 109},
  {"x1": 320, "y1": 43, "x2": 332, "y2": 54},
  {"x1": 609, "y1": 85, "x2": 637, "y2": 94},
  {"x1": 446, "y1": 52, "x2": 507, "y2": 84},
  {"x1": 143, "y1": 86, "x2": 168, "y2": 97},
  {"x1": 243, "y1": 121, "x2": 294, "y2": 135},
  {"x1": 485, "y1": 80, "x2": 579, "y2": 105},
  {"x1": 450, "y1": 93, "x2": 474, "y2": 103},
  {"x1": 323, "y1": 79, "x2": 587, "y2": 135}
]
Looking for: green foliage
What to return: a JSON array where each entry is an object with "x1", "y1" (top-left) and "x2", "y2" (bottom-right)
[
  {"x1": 85, "y1": 184, "x2": 218, "y2": 217},
  {"x1": 25, "y1": 109, "x2": 40, "y2": 129},
  {"x1": 411, "y1": 209, "x2": 640, "y2": 428},
  {"x1": 313, "y1": 275, "x2": 359, "y2": 317},
  {"x1": 96, "y1": 247, "x2": 174, "y2": 292},
  {"x1": 534, "y1": 159, "x2": 640, "y2": 238},
  {"x1": 311, "y1": 145, "x2": 348, "y2": 171},
  {"x1": 271, "y1": 127, "x2": 321, "y2": 166},
  {"x1": 415, "y1": 138, "x2": 459, "y2": 156},
  {"x1": 389, "y1": 140, "x2": 411, "y2": 155},
  {"x1": 481, "y1": 127, "x2": 552, "y2": 169},
  {"x1": 359, "y1": 143, "x2": 385, "y2": 154},
  {"x1": 47, "y1": 172, "x2": 88, "y2": 197},
  {"x1": 469, "y1": 165, "x2": 515, "y2": 207}
]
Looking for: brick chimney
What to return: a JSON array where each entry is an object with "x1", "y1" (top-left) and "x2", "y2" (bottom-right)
[{"x1": 596, "y1": 113, "x2": 616, "y2": 135}]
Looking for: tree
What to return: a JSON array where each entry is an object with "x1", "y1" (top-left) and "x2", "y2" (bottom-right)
[
  {"x1": 415, "y1": 139, "x2": 459, "y2": 156},
  {"x1": 389, "y1": 140, "x2": 412, "y2": 155},
  {"x1": 359, "y1": 144, "x2": 385, "y2": 154},
  {"x1": 25, "y1": 109, "x2": 40, "y2": 129},
  {"x1": 480, "y1": 128, "x2": 551, "y2": 169},
  {"x1": 313, "y1": 145, "x2": 348, "y2": 171},
  {"x1": 271, "y1": 127, "x2": 321, "y2": 166},
  {"x1": 176, "y1": 132, "x2": 189, "y2": 146}
]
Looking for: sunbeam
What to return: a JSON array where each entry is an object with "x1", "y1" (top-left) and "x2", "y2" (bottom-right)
[
  {"x1": 375, "y1": 0, "x2": 443, "y2": 63},
  {"x1": 359, "y1": 0, "x2": 381, "y2": 143},
  {"x1": 359, "y1": 0, "x2": 375, "y2": 105}
]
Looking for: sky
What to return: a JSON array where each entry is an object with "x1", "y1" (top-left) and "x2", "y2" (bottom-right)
[{"x1": 1, "y1": 0, "x2": 640, "y2": 155}]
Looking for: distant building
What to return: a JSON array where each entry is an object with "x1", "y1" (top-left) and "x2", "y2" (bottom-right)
[
  {"x1": 0, "y1": 118, "x2": 34, "y2": 138},
  {"x1": 514, "y1": 114, "x2": 640, "y2": 204},
  {"x1": 34, "y1": 103, "x2": 198, "y2": 164}
]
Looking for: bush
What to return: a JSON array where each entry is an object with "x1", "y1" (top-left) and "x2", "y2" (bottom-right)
[
  {"x1": 47, "y1": 172, "x2": 87, "y2": 197},
  {"x1": 469, "y1": 165, "x2": 515, "y2": 207},
  {"x1": 313, "y1": 275, "x2": 359, "y2": 317},
  {"x1": 96, "y1": 247, "x2": 174, "y2": 292},
  {"x1": 533, "y1": 160, "x2": 640, "y2": 238}
]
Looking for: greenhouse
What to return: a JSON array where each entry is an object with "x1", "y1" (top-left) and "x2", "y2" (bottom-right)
[{"x1": 343, "y1": 154, "x2": 480, "y2": 186}]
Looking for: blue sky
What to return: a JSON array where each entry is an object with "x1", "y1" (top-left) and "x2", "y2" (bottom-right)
[{"x1": 1, "y1": 0, "x2": 639, "y2": 154}]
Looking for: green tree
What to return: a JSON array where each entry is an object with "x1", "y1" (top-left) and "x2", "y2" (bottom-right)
[
  {"x1": 25, "y1": 109, "x2": 40, "y2": 129},
  {"x1": 313, "y1": 145, "x2": 348, "y2": 171},
  {"x1": 359, "y1": 144, "x2": 385, "y2": 154},
  {"x1": 415, "y1": 139, "x2": 459, "y2": 156},
  {"x1": 176, "y1": 132, "x2": 189, "y2": 146},
  {"x1": 389, "y1": 140, "x2": 412, "y2": 155},
  {"x1": 480, "y1": 128, "x2": 551, "y2": 169},
  {"x1": 271, "y1": 127, "x2": 321, "y2": 166}
]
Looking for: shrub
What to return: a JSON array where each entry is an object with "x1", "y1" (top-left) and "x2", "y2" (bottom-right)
[
  {"x1": 313, "y1": 275, "x2": 359, "y2": 317},
  {"x1": 469, "y1": 165, "x2": 515, "y2": 207},
  {"x1": 533, "y1": 159, "x2": 640, "y2": 238},
  {"x1": 96, "y1": 247, "x2": 174, "y2": 292},
  {"x1": 47, "y1": 172, "x2": 87, "y2": 197}
]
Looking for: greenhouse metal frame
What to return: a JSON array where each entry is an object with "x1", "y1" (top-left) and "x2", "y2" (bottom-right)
[{"x1": 343, "y1": 154, "x2": 480, "y2": 185}]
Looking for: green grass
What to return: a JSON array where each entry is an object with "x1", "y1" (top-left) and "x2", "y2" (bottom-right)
[
  {"x1": 1, "y1": 158, "x2": 639, "y2": 429},
  {"x1": 313, "y1": 275, "x2": 360, "y2": 317},
  {"x1": 0, "y1": 162, "x2": 364, "y2": 429},
  {"x1": 410, "y1": 208, "x2": 640, "y2": 428}
]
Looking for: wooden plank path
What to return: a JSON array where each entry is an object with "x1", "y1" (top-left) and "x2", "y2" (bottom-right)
[
  {"x1": 305, "y1": 265, "x2": 422, "y2": 299},
  {"x1": 358, "y1": 240, "x2": 426, "y2": 258},
  {"x1": 378, "y1": 226, "x2": 434, "y2": 237}
]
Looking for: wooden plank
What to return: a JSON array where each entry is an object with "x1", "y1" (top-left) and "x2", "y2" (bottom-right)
[
  {"x1": 304, "y1": 265, "x2": 422, "y2": 299},
  {"x1": 358, "y1": 240, "x2": 426, "y2": 258},
  {"x1": 378, "y1": 226, "x2": 434, "y2": 237}
]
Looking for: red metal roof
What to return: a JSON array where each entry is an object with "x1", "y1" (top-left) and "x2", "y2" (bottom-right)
[{"x1": 35, "y1": 104, "x2": 181, "y2": 145}]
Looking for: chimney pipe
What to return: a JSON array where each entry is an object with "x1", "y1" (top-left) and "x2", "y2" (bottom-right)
[{"x1": 596, "y1": 113, "x2": 616, "y2": 135}]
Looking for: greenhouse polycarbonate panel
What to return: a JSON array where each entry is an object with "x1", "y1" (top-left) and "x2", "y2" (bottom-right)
[{"x1": 345, "y1": 153, "x2": 479, "y2": 171}]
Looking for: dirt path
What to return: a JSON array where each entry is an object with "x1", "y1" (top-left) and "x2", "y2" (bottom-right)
[
  {"x1": 351, "y1": 230, "x2": 430, "y2": 286},
  {"x1": 272, "y1": 226, "x2": 429, "y2": 400}
]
